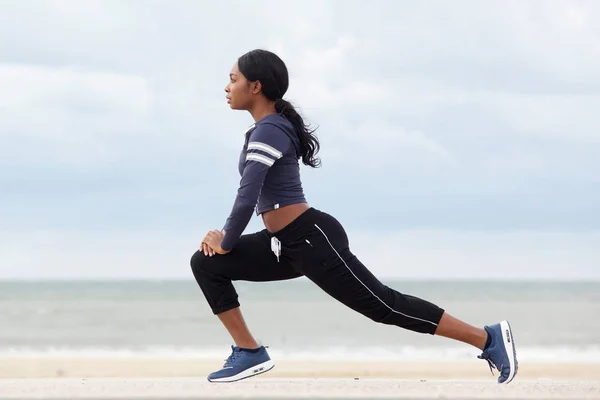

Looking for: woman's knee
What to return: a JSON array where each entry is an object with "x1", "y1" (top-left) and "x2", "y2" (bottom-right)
[{"x1": 190, "y1": 249, "x2": 210, "y2": 274}]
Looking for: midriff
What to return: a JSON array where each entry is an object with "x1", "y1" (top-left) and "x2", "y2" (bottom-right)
[{"x1": 262, "y1": 202, "x2": 310, "y2": 233}]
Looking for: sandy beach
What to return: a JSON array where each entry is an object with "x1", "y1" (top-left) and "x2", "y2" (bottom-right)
[
  {"x1": 1, "y1": 377, "x2": 599, "y2": 399},
  {"x1": 2, "y1": 357, "x2": 600, "y2": 380},
  {"x1": 0, "y1": 358, "x2": 599, "y2": 399}
]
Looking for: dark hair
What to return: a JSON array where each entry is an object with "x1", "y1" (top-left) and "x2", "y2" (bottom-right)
[{"x1": 237, "y1": 49, "x2": 321, "y2": 168}]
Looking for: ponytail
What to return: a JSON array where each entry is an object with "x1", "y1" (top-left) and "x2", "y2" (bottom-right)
[
  {"x1": 275, "y1": 98, "x2": 321, "y2": 168},
  {"x1": 236, "y1": 49, "x2": 321, "y2": 167}
]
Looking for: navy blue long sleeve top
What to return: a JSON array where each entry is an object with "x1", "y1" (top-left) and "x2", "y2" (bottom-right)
[{"x1": 220, "y1": 113, "x2": 307, "y2": 251}]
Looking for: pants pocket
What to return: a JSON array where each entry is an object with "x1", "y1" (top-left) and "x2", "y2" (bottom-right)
[{"x1": 302, "y1": 237, "x2": 330, "y2": 270}]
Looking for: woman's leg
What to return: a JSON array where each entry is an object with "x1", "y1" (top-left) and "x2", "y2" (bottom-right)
[
  {"x1": 190, "y1": 229, "x2": 302, "y2": 382},
  {"x1": 435, "y1": 312, "x2": 488, "y2": 350},
  {"x1": 295, "y1": 214, "x2": 446, "y2": 335},
  {"x1": 190, "y1": 229, "x2": 301, "y2": 347},
  {"x1": 294, "y1": 210, "x2": 517, "y2": 383}
]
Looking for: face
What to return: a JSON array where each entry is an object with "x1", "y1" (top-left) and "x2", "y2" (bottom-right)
[{"x1": 224, "y1": 62, "x2": 261, "y2": 110}]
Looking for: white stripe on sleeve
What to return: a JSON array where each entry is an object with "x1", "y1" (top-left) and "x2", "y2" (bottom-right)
[
  {"x1": 247, "y1": 142, "x2": 282, "y2": 159},
  {"x1": 246, "y1": 153, "x2": 275, "y2": 166}
]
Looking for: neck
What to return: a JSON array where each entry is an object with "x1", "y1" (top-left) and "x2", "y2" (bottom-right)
[{"x1": 249, "y1": 100, "x2": 276, "y2": 122}]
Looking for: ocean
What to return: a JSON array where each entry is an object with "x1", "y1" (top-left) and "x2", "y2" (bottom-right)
[{"x1": 1, "y1": 279, "x2": 599, "y2": 363}]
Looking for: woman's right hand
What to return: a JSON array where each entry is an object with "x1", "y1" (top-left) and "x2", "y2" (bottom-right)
[{"x1": 201, "y1": 241, "x2": 215, "y2": 257}]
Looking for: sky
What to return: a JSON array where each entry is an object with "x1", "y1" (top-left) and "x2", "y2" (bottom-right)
[{"x1": 0, "y1": 0, "x2": 599, "y2": 280}]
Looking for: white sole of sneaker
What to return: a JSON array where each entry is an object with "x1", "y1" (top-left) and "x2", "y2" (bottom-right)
[
  {"x1": 500, "y1": 320, "x2": 518, "y2": 384},
  {"x1": 207, "y1": 360, "x2": 275, "y2": 383}
]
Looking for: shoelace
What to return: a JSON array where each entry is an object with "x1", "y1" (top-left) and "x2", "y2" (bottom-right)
[
  {"x1": 221, "y1": 345, "x2": 268, "y2": 368},
  {"x1": 477, "y1": 350, "x2": 497, "y2": 376},
  {"x1": 223, "y1": 350, "x2": 242, "y2": 368}
]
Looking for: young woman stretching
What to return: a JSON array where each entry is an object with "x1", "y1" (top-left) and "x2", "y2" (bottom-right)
[{"x1": 191, "y1": 49, "x2": 518, "y2": 384}]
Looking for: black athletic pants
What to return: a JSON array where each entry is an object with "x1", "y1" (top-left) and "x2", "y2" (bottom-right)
[{"x1": 190, "y1": 208, "x2": 445, "y2": 334}]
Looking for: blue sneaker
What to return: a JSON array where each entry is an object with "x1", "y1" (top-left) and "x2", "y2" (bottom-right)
[
  {"x1": 207, "y1": 345, "x2": 274, "y2": 383},
  {"x1": 478, "y1": 320, "x2": 518, "y2": 384}
]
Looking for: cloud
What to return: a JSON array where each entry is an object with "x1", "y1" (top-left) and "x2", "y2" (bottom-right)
[
  {"x1": 0, "y1": 64, "x2": 153, "y2": 165},
  {"x1": 0, "y1": 61, "x2": 250, "y2": 169},
  {"x1": 488, "y1": 93, "x2": 600, "y2": 142},
  {"x1": 0, "y1": 64, "x2": 151, "y2": 115},
  {"x1": 320, "y1": 119, "x2": 456, "y2": 169},
  {"x1": 0, "y1": 0, "x2": 599, "y2": 280},
  {"x1": 485, "y1": 147, "x2": 545, "y2": 172}
]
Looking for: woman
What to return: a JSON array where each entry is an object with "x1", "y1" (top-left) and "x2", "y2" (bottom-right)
[{"x1": 191, "y1": 49, "x2": 518, "y2": 384}]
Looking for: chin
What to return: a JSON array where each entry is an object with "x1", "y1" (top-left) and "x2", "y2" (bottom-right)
[{"x1": 226, "y1": 99, "x2": 246, "y2": 111}]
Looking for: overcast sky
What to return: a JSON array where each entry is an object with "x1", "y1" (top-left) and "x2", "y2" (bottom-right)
[{"x1": 1, "y1": 0, "x2": 599, "y2": 280}]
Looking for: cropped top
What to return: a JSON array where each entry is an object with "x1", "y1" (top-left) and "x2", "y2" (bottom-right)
[{"x1": 221, "y1": 113, "x2": 307, "y2": 251}]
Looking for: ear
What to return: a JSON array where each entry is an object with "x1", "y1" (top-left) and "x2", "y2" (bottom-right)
[{"x1": 250, "y1": 80, "x2": 262, "y2": 95}]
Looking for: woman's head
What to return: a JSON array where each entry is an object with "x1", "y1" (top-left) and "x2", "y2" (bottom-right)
[
  {"x1": 225, "y1": 49, "x2": 321, "y2": 168},
  {"x1": 224, "y1": 49, "x2": 288, "y2": 110}
]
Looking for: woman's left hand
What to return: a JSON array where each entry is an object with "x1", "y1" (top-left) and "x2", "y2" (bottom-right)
[{"x1": 201, "y1": 230, "x2": 230, "y2": 256}]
